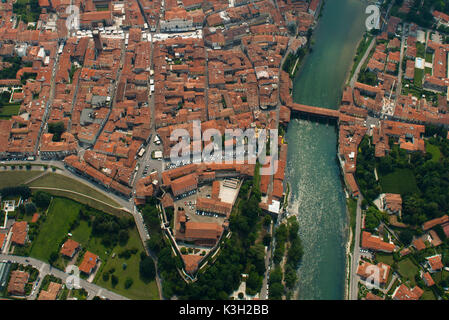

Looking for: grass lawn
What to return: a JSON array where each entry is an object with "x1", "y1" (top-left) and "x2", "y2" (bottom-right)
[
  {"x1": 71, "y1": 220, "x2": 91, "y2": 245},
  {"x1": 376, "y1": 252, "x2": 394, "y2": 266},
  {"x1": 398, "y1": 258, "x2": 419, "y2": 286},
  {"x1": 380, "y1": 168, "x2": 419, "y2": 195},
  {"x1": 414, "y1": 68, "x2": 424, "y2": 87},
  {"x1": 0, "y1": 171, "x2": 42, "y2": 189},
  {"x1": 28, "y1": 173, "x2": 119, "y2": 206},
  {"x1": 0, "y1": 104, "x2": 20, "y2": 119},
  {"x1": 29, "y1": 197, "x2": 82, "y2": 262},
  {"x1": 421, "y1": 288, "x2": 436, "y2": 300},
  {"x1": 433, "y1": 270, "x2": 449, "y2": 285},
  {"x1": 416, "y1": 42, "x2": 425, "y2": 58},
  {"x1": 426, "y1": 142, "x2": 441, "y2": 163},
  {"x1": 425, "y1": 52, "x2": 433, "y2": 63},
  {"x1": 94, "y1": 228, "x2": 159, "y2": 300}
]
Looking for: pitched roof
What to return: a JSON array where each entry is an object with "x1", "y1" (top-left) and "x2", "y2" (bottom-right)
[
  {"x1": 78, "y1": 251, "x2": 98, "y2": 274},
  {"x1": 181, "y1": 254, "x2": 203, "y2": 274},
  {"x1": 422, "y1": 272, "x2": 435, "y2": 287},
  {"x1": 393, "y1": 284, "x2": 423, "y2": 300},
  {"x1": 426, "y1": 255, "x2": 444, "y2": 271},
  {"x1": 38, "y1": 282, "x2": 62, "y2": 300},
  {"x1": 60, "y1": 239, "x2": 80, "y2": 257},
  {"x1": 361, "y1": 231, "x2": 395, "y2": 252},
  {"x1": 11, "y1": 221, "x2": 28, "y2": 245},
  {"x1": 7, "y1": 271, "x2": 29, "y2": 295}
]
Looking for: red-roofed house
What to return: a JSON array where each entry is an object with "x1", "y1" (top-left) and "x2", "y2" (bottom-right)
[
  {"x1": 426, "y1": 254, "x2": 444, "y2": 272},
  {"x1": 11, "y1": 221, "x2": 28, "y2": 246},
  {"x1": 78, "y1": 251, "x2": 99, "y2": 275},
  {"x1": 361, "y1": 231, "x2": 395, "y2": 253},
  {"x1": 422, "y1": 272, "x2": 435, "y2": 287},
  {"x1": 60, "y1": 239, "x2": 80, "y2": 258},
  {"x1": 393, "y1": 284, "x2": 423, "y2": 300}
]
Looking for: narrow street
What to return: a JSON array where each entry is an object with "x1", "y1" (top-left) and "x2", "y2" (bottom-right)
[{"x1": 0, "y1": 254, "x2": 128, "y2": 300}]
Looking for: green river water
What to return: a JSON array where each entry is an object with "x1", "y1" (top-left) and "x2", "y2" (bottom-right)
[{"x1": 286, "y1": 0, "x2": 367, "y2": 300}]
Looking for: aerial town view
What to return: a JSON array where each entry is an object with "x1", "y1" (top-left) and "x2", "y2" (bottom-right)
[{"x1": 0, "y1": 0, "x2": 448, "y2": 307}]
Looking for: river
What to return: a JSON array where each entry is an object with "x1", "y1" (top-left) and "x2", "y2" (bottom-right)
[{"x1": 285, "y1": 0, "x2": 367, "y2": 300}]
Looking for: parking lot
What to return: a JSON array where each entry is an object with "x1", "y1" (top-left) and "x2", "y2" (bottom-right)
[{"x1": 173, "y1": 185, "x2": 227, "y2": 228}]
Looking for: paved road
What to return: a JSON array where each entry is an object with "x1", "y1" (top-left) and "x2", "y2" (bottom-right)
[
  {"x1": 0, "y1": 254, "x2": 128, "y2": 300},
  {"x1": 349, "y1": 37, "x2": 376, "y2": 88},
  {"x1": 349, "y1": 196, "x2": 363, "y2": 300},
  {"x1": 260, "y1": 222, "x2": 273, "y2": 299}
]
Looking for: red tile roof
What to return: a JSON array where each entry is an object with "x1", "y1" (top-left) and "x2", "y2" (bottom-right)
[
  {"x1": 78, "y1": 251, "x2": 98, "y2": 274},
  {"x1": 393, "y1": 284, "x2": 423, "y2": 300},
  {"x1": 427, "y1": 255, "x2": 444, "y2": 271},
  {"x1": 11, "y1": 221, "x2": 28, "y2": 246},
  {"x1": 361, "y1": 231, "x2": 395, "y2": 253},
  {"x1": 60, "y1": 239, "x2": 80, "y2": 258}
]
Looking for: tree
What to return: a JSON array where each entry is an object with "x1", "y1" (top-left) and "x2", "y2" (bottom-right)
[
  {"x1": 269, "y1": 282, "x2": 284, "y2": 300},
  {"x1": 111, "y1": 274, "x2": 119, "y2": 287},
  {"x1": 399, "y1": 229, "x2": 414, "y2": 246},
  {"x1": 263, "y1": 234, "x2": 272, "y2": 247},
  {"x1": 48, "y1": 122, "x2": 65, "y2": 141},
  {"x1": 118, "y1": 230, "x2": 129, "y2": 246},
  {"x1": 246, "y1": 271, "x2": 262, "y2": 295},
  {"x1": 48, "y1": 252, "x2": 58, "y2": 265},
  {"x1": 139, "y1": 255, "x2": 156, "y2": 281},
  {"x1": 124, "y1": 277, "x2": 133, "y2": 289},
  {"x1": 33, "y1": 191, "x2": 51, "y2": 209},
  {"x1": 24, "y1": 202, "x2": 37, "y2": 215},
  {"x1": 263, "y1": 215, "x2": 272, "y2": 227}
]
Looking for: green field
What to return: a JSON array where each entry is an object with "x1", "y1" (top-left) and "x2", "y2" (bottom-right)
[
  {"x1": 422, "y1": 289, "x2": 437, "y2": 300},
  {"x1": 29, "y1": 197, "x2": 82, "y2": 262},
  {"x1": 376, "y1": 252, "x2": 394, "y2": 266},
  {"x1": 94, "y1": 228, "x2": 159, "y2": 300},
  {"x1": 416, "y1": 42, "x2": 425, "y2": 58},
  {"x1": 398, "y1": 258, "x2": 419, "y2": 286},
  {"x1": 0, "y1": 104, "x2": 20, "y2": 119},
  {"x1": 414, "y1": 68, "x2": 424, "y2": 87},
  {"x1": 28, "y1": 173, "x2": 121, "y2": 208},
  {"x1": 426, "y1": 143, "x2": 441, "y2": 163},
  {"x1": 0, "y1": 170, "x2": 42, "y2": 189},
  {"x1": 379, "y1": 168, "x2": 419, "y2": 195}
]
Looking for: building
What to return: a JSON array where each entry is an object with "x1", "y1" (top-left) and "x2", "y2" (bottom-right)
[
  {"x1": 196, "y1": 197, "x2": 232, "y2": 217},
  {"x1": 422, "y1": 272, "x2": 435, "y2": 287},
  {"x1": 176, "y1": 210, "x2": 223, "y2": 247},
  {"x1": 412, "y1": 238, "x2": 426, "y2": 251},
  {"x1": 181, "y1": 254, "x2": 203, "y2": 275},
  {"x1": 392, "y1": 284, "x2": 423, "y2": 300},
  {"x1": 7, "y1": 270, "x2": 29, "y2": 296},
  {"x1": 38, "y1": 282, "x2": 61, "y2": 300},
  {"x1": 382, "y1": 193, "x2": 402, "y2": 215},
  {"x1": 426, "y1": 254, "x2": 444, "y2": 272},
  {"x1": 78, "y1": 251, "x2": 99, "y2": 275},
  {"x1": 11, "y1": 221, "x2": 28, "y2": 246},
  {"x1": 60, "y1": 239, "x2": 80, "y2": 258},
  {"x1": 356, "y1": 261, "x2": 391, "y2": 287},
  {"x1": 361, "y1": 231, "x2": 395, "y2": 253},
  {"x1": 171, "y1": 173, "x2": 198, "y2": 197}
]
